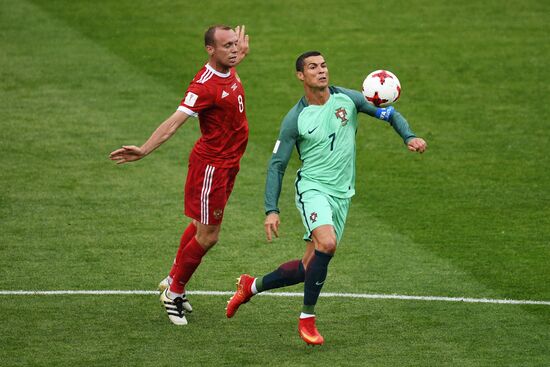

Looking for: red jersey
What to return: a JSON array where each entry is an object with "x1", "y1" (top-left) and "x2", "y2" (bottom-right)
[{"x1": 178, "y1": 64, "x2": 249, "y2": 168}]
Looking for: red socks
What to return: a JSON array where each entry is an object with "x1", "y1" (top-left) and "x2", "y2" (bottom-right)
[
  {"x1": 169, "y1": 222, "x2": 197, "y2": 278},
  {"x1": 169, "y1": 237, "x2": 207, "y2": 294}
]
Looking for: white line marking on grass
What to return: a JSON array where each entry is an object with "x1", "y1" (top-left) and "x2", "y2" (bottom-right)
[
  {"x1": 0, "y1": 290, "x2": 158, "y2": 295},
  {"x1": 0, "y1": 290, "x2": 549, "y2": 306}
]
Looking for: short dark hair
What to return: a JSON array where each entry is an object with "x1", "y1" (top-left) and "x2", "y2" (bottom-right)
[
  {"x1": 295, "y1": 51, "x2": 323, "y2": 72},
  {"x1": 204, "y1": 25, "x2": 232, "y2": 46}
]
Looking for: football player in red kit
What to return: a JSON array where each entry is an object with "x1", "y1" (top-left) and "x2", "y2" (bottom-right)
[{"x1": 109, "y1": 25, "x2": 249, "y2": 325}]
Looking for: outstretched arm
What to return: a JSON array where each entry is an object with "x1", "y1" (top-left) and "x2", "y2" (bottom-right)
[
  {"x1": 109, "y1": 110, "x2": 190, "y2": 164},
  {"x1": 333, "y1": 87, "x2": 427, "y2": 153},
  {"x1": 385, "y1": 108, "x2": 427, "y2": 153}
]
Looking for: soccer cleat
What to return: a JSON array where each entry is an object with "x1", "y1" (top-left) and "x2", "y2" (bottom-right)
[
  {"x1": 298, "y1": 316, "x2": 324, "y2": 346},
  {"x1": 158, "y1": 277, "x2": 193, "y2": 313},
  {"x1": 160, "y1": 289, "x2": 188, "y2": 325},
  {"x1": 226, "y1": 274, "x2": 255, "y2": 318},
  {"x1": 180, "y1": 295, "x2": 193, "y2": 313},
  {"x1": 158, "y1": 277, "x2": 170, "y2": 292}
]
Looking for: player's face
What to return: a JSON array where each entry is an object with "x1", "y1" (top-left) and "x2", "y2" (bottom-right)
[
  {"x1": 297, "y1": 56, "x2": 329, "y2": 89},
  {"x1": 207, "y1": 29, "x2": 239, "y2": 70}
]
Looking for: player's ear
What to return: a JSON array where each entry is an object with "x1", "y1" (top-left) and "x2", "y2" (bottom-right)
[
  {"x1": 206, "y1": 45, "x2": 215, "y2": 56},
  {"x1": 296, "y1": 71, "x2": 304, "y2": 82}
]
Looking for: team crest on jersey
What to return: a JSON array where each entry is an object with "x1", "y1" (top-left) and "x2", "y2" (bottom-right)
[
  {"x1": 213, "y1": 209, "x2": 223, "y2": 220},
  {"x1": 309, "y1": 212, "x2": 318, "y2": 223},
  {"x1": 335, "y1": 107, "x2": 348, "y2": 126}
]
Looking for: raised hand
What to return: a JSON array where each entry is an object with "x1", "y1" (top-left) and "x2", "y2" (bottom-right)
[{"x1": 234, "y1": 25, "x2": 249, "y2": 61}]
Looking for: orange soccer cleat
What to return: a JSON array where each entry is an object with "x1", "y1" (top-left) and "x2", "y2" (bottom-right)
[
  {"x1": 298, "y1": 316, "x2": 324, "y2": 346},
  {"x1": 226, "y1": 274, "x2": 255, "y2": 318}
]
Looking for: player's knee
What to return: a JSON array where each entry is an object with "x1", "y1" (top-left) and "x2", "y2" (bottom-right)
[
  {"x1": 195, "y1": 223, "x2": 221, "y2": 249},
  {"x1": 316, "y1": 239, "x2": 337, "y2": 255},
  {"x1": 196, "y1": 233, "x2": 218, "y2": 249},
  {"x1": 205, "y1": 234, "x2": 218, "y2": 247}
]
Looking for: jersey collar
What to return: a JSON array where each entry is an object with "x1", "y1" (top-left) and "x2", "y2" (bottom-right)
[{"x1": 205, "y1": 63, "x2": 231, "y2": 78}]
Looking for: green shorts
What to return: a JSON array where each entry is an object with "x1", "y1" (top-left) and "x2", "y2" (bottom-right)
[{"x1": 295, "y1": 189, "x2": 351, "y2": 243}]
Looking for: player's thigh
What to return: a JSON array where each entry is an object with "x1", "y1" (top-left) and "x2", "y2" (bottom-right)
[
  {"x1": 327, "y1": 195, "x2": 351, "y2": 243},
  {"x1": 225, "y1": 165, "x2": 240, "y2": 198},
  {"x1": 184, "y1": 162, "x2": 236, "y2": 225},
  {"x1": 295, "y1": 190, "x2": 333, "y2": 241}
]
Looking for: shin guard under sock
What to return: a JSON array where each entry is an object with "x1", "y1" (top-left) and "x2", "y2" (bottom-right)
[
  {"x1": 256, "y1": 259, "x2": 305, "y2": 292},
  {"x1": 170, "y1": 237, "x2": 206, "y2": 294},
  {"x1": 169, "y1": 222, "x2": 197, "y2": 278},
  {"x1": 303, "y1": 250, "x2": 333, "y2": 314}
]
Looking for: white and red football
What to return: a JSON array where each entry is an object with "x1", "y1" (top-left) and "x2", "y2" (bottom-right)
[{"x1": 362, "y1": 70, "x2": 401, "y2": 107}]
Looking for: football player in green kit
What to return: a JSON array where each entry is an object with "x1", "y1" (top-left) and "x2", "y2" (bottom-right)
[{"x1": 226, "y1": 51, "x2": 427, "y2": 345}]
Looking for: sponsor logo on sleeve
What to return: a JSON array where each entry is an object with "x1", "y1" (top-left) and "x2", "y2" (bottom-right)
[{"x1": 184, "y1": 92, "x2": 198, "y2": 107}]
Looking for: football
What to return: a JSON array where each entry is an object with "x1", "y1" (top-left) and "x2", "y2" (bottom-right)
[{"x1": 362, "y1": 70, "x2": 401, "y2": 107}]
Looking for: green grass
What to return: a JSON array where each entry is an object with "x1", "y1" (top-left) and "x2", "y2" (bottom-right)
[
  {"x1": 1, "y1": 0, "x2": 549, "y2": 365},
  {"x1": 1, "y1": 296, "x2": 548, "y2": 366}
]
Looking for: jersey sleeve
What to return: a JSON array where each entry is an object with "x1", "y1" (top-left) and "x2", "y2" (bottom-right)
[
  {"x1": 177, "y1": 82, "x2": 214, "y2": 117},
  {"x1": 264, "y1": 106, "x2": 300, "y2": 214},
  {"x1": 334, "y1": 86, "x2": 417, "y2": 144}
]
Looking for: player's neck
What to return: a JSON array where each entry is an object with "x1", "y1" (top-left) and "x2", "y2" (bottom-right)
[
  {"x1": 304, "y1": 86, "x2": 330, "y2": 105},
  {"x1": 207, "y1": 60, "x2": 230, "y2": 75}
]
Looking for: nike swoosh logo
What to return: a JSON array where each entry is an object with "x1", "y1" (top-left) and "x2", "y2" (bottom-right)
[
  {"x1": 308, "y1": 126, "x2": 318, "y2": 134},
  {"x1": 315, "y1": 281, "x2": 324, "y2": 286}
]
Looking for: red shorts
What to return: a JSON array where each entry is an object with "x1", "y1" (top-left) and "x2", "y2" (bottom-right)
[{"x1": 184, "y1": 158, "x2": 239, "y2": 225}]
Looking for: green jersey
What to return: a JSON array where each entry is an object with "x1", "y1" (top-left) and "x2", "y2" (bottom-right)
[{"x1": 264, "y1": 86, "x2": 416, "y2": 214}]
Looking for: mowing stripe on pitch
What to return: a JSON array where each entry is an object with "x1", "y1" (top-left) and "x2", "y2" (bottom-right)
[{"x1": 0, "y1": 290, "x2": 548, "y2": 306}]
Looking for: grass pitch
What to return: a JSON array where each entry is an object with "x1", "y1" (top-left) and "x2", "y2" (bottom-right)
[{"x1": 1, "y1": 0, "x2": 549, "y2": 365}]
